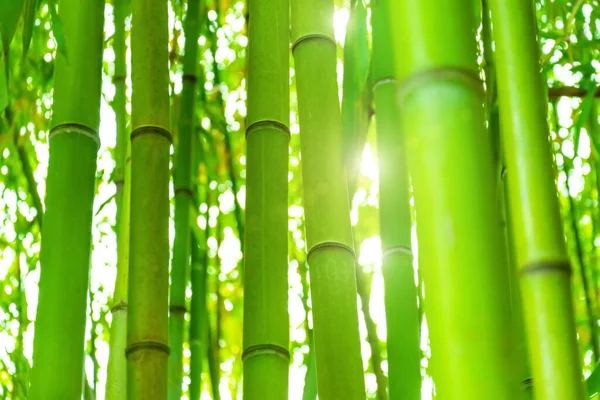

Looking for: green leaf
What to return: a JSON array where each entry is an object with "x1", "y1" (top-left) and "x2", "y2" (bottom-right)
[
  {"x1": 573, "y1": 82, "x2": 597, "y2": 153},
  {"x1": 48, "y1": 0, "x2": 68, "y2": 60},
  {"x1": 22, "y1": 0, "x2": 37, "y2": 60},
  {"x1": 0, "y1": 0, "x2": 25, "y2": 55},
  {"x1": 0, "y1": 54, "x2": 8, "y2": 112}
]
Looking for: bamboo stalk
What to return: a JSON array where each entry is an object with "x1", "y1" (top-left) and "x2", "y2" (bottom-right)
[
  {"x1": 168, "y1": 0, "x2": 202, "y2": 396},
  {"x1": 291, "y1": 0, "x2": 365, "y2": 397},
  {"x1": 371, "y1": 0, "x2": 421, "y2": 398},
  {"x1": 28, "y1": 0, "x2": 105, "y2": 397},
  {"x1": 389, "y1": 1, "x2": 520, "y2": 397},
  {"x1": 481, "y1": 2, "x2": 532, "y2": 396},
  {"x1": 488, "y1": 0, "x2": 586, "y2": 397},
  {"x1": 106, "y1": 0, "x2": 130, "y2": 397},
  {"x1": 563, "y1": 157, "x2": 599, "y2": 361},
  {"x1": 126, "y1": 0, "x2": 171, "y2": 397},
  {"x1": 242, "y1": 0, "x2": 290, "y2": 396}
]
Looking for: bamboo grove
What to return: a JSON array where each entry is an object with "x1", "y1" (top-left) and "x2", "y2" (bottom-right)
[{"x1": 4, "y1": 0, "x2": 600, "y2": 399}]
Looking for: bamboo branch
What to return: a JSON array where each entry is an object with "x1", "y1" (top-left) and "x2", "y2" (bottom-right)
[{"x1": 548, "y1": 86, "x2": 600, "y2": 98}]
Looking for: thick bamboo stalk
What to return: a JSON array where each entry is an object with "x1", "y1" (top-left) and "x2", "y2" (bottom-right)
[
  {"x1": 106, "y1": 0, "x2": 129, "y2": 397},
  {"x1": 389, "y1": 1, "x2": 520, "y2": 398},
  {"x1": 488, "y1": 0, "x2": 586, "y2": 398},
  {"x1": 371, "y1": 1, "x2": 421, "y2": 398},
  {"x1": 28, "y1": 0, "x2": 105, "y2": 398},
  {"x1": 168, "y1": 0, "x2": 202, "y2": 397},
  {"x1": 126, "y1": 0, "x2": 171, "y2": 397},
  {"x1": 242, "y1": 0, "x2": 290, "y2": 396},
  {"x1": 291, "y1": 0, "x2": 365, "y2": 398}
]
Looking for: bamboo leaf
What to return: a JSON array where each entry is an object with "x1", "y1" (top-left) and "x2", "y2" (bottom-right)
[
  {"x1": 48, "y1": 0, "x2": 68, "y2": 60},
  {"x1": 0, "y1": 0, "x2": 25, "y2": 55},
  {"x1": 0, "y1": 55, "x2": 7, "y2": 112},
  {"x1": 574, "y1": 82, "x2": 597, "y2": 153},
  {"x1": 22, "y1": 0, "x2": 37, "y2": 60}
]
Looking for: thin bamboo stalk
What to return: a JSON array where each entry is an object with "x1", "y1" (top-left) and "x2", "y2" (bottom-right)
[
  {"x1": 291, "y1": 0, "x2": 365, "y2": 397},
  {"x1": 168, "y1": 0, "x2": 202, "y2": 396},
  {"x1": 389, "y1": 1, "x2": 520, "y2": 397},
  {"x1": 28, "y1": 0, "x2": 105, "y2": 398},
  {"x1": 481, "y1": 2, "x2": 532, "y2": 396},
  {"x1": 126, "y1": 0, "x2": 171, "y2": 397},
  {"x1": 371, "y1": 0, "x2": 421, "y2": 398},
  {"x1": 242, "y1": 0, "x2": 290, "y2": 396},
  {"x1": 488, "y1": 0, "x2": 586, "y2": 397},
  {"x1": 106, "y1": 0, "x2": 130, "y2": 397}
]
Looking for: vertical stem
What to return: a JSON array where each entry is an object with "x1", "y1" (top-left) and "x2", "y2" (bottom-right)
[
  {"x1": 168, "y1": 0, "x2": 202, "y2": 397},
  {"x1": 563, "y1": 157, "x2": 599, "y2": 361},
  {"x1": 371, "y1": 0, "x2": 421, "y2": 398},
  {"x1": 28, "y1": 0, "x2": 105, "y2": 398},
  {"x1": 390, "y1": 1, "x2": 520, "y2": 397},
  {"x1": 127, "y1": 0, "x2": 171, "y2": 397},
  {"x1": 489, "y1": 0, "x2": 586, "y2": 396},
  {"x1": 106, "y1": 1, "x2": 130, "y2": 398},
  {"x1": 242, "y1": 0, "x2": 290, "y2": 396},
  {"x1": 291, "y1": 0, "x2": 366, "y2": 398}
]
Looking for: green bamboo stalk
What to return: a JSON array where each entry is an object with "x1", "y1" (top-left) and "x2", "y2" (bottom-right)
[
  {"x1": 488, "y1": 0, "x2": 586, "y2": 397},
  {"x1": 28, "y1": 0, "x2": 105, "y2": 398},
  {"x1": 189, "y1": 232, "x2": 208, "y2": 400},
  {"x1": 563, "y1": 157, "x2": 599, "y2": 361},
  {"x1": 106, "y1": 139, "x2": 131, "y2": 400},
  {"x1": 242, "y1": 0, "x2": 290, "y2": 396},
  {"x1": 106, "y1": 0, "x2": 130, "y2": 397},
  {"x1": 126, "y1": 0, "x2": 171, "y2": 397},
  {"x1": 299, "y1": 261, "x2": 317, "y2": 400},
  {"x1": 481, "y1": 2, "x2": 532, "y2": 395},
  {"x1": 291, "y1": 1, "x2": 365, "y2": 398},
  {"x1": 389, "y1": 1, "x2": 520, "y2": 397},
  {"x1": 168, "y1": 0, "x2": 202, "y2": 397},
  {"x1": 371, "y1": 1, "x2": 421, "y2": 399}
]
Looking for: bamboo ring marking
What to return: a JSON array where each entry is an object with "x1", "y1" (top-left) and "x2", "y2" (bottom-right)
[
  {"x1": 382, "y1": 246, "x2": 413, "y2": 259},
  {"x1": 242, "y1": 344, "x2": 290, "y2": 362},
  {"x1": 49, "y1": 123, "x2": 100, "y2": 148},
  {"x1": 397, "y1": 67, "x2": 484, "y2": 105},
  {"x1": 291, "y1": 33, "x2": 336, "y2": 53},
  {"x1": 307, "y1": 241, "x2": 355, "y2": 262},
  {"x1": 126, "y1": 340, "x2": 170, "y2": 356},
  {"x1": 245, "y1": 120, "x2": 290, "y2": 141},
  {"x1": 520, "y1": 260, "x2": 571, "y2": 277},
  {"x1": 131, "y1": 125, "x2": 173, "y2": 143}
]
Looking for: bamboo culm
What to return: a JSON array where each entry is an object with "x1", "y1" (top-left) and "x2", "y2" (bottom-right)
[
  {"x1": 28, "y1": 0, "x2": 105, "y2": 397},
  {"x1": 291, "y1": 0, "x2": 366, "y2": 397},
  {"x1": 168, "y1": 0, "x2": 202, "y2": 397},
  {"x1": 126, "y1": 0, "x2": 171, "y2": 397}
]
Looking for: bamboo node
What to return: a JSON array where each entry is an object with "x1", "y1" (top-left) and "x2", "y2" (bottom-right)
[
  {"x1": 182, "y1": 73, "x2": 198, "y2": 83},
  {"x1": 112, "y1": 75, "x2": 126, "y2": 83},
  {"x1": 49, "y1": 123, "x2": 100, "y2": 148},
  {"x1": 126, "y1": 340, "x2": 170, "y2": 357},
  {"x1": 291, "y1": 33, "x2": 336, "y2": 54},
  {"x1": 520, "y1": 260, "x2": 571, "y2": 276},
  {"x1": 174, "y1": 186, "x2": 194, "y2": 198},
  {"x1": 382, "y1": 246, "x2": 413, "y2": 259},
  {"x1": 307, "y1": 241, "x2": 355, "y2": 262},
  {"x1": 372, "y1": 76, "x2": 396, "y2": 91},
  {"x1": 110, "y1": 300, "x2": 128, "y2": 313},
  {"x1": 245, "y1": 120, "x2": 290, "y2": 141},
  {"x1": 397, "y1": 67, "x2": 483, "y2": 104},
  {"x1": 170, "y1": 304, "x2": 187, "y2": 314},
  {"x1": 242, "y1": 343, "x2": 290, "y2": 362},
  {"x1": 131, "y1": 125, "x2": 173, "y2": 143}
]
